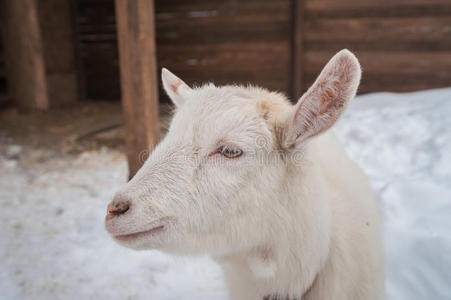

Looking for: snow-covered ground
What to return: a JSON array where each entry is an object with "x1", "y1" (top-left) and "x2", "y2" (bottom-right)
[{"x1": 1, "y1": 88, "x2": 450, "y2": 299}]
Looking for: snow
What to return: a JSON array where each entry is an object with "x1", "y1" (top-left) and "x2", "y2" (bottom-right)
[
  {"x1": 334, "y1": 88, "x2": 451, "y2": 300},
  {"x1": 1, "y1": 88, "x2": 451, "y2": 299}
]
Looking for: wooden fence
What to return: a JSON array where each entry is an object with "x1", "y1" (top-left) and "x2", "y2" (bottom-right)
[
  {"x1": 303, "y1": 0, "x2": 451, "y2": 94},
  {"x1": 72, "y1": 0, "x2": 451, "y2": 102},
  {"x1": 1, "y1": 0, "x2": 451, "y2": 102},
  {"x1": 0, "y1": 37, "x2": 6, "y2": 105}
]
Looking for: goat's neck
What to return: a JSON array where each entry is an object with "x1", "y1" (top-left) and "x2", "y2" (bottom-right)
[{"x1": 219, "y1": 141, "x2": 332, "y2": 297}]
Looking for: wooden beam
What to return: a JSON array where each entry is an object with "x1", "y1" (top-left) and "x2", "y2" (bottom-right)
[
  {"x1": 2, "y1": 0, "x2": 77, "y2": 109},
  {"x1": 37, "y1": 0, "x2": 78, "y2": 106},
  {"x1": 115, "y1": 0, "x2": 160, "y2": 178},
  {"x1": 291, "y1": 0, "x2": 305, "y2": 99},
  {"x1": 2, "y1": 0, "x2": 49, "y2": 110}
]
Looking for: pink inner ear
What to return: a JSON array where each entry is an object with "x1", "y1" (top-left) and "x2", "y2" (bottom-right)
[
  {"x1": 171, "y1": 80, "x2": 183, "y2": 93},
  {"x1": 291, "y1": 51, "x2": 360, "y2": 143},
  {"x1": 311, "y1": 57, "x2": 355, "y2": 119}
]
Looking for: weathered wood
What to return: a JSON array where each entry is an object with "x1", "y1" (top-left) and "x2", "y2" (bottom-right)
[
  {"x1": 2, "y1": 0, "x2": 49, "y2": 109},
  {"x1": 305, "y1": 72, "x2": 451, "y2": 94},
  {"x1": 304, "y1": 16, "x2": 451, "y2": 52},
  {"x1": 303, "y1": 0, "x2": 451, "y2": 93},
  {"x1": 305, "y1": 0, "x2": 451, "y2": 18},
  {"x1": 305, "y1": 51, "x2": 451, "y2": 74},
  {"x1": 72, "y1": 0, "x2": 451, "y2": 99},
  {"x1": 305, "y1": 17, "x2": 451, "y2": 42},
  {"x1": 115, "y1": 0, "x2": 160, "y2": 178},
  {"x1": 156, "y1": 0, "x2": 289, "y2": 14},
  {"x1": 2, "y1": 0, "x2": 77, "y2": 109},
  {"x1": 37, "y1": 0, "x2": 78, "y2": 106},
  {"x1": 304, "y1": 51, "x2": 451, "y2": 93},
  {"x1": 73, "y1": 0, "x2": 292, "y2": 101},
  {"x1": 157, "y1": 43, "x2": 290, "y2": 73},
  {"x1": 73, "y1": 0, "x2": 119, "y2": 100},
  {"x1": 291, "y1": 0, "x2": 305, "y2": 99},
  {"x1": 0, "y1": 2, "x2": 7, "y2": 102},
  {"x1": 306, "y1": 0, "x2": 451, "y2": 10},
  {"x1": 155, "y1": 0, "x2": 292, "y2": 101}
]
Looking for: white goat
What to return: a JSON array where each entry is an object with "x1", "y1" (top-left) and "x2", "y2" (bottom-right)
[{"x1": 105, "y1": 49, "x2": 385, "y2": 300}]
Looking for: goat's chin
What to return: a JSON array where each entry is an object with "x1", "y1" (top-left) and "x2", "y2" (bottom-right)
[
  {"x1": 111, "y1": 227, "x2": 183, "y2": 251},
  {"x1": 113, "y1": 236, "x2": 154, "y2": 250},
  {"x1": 112, "y1": 234, "x2": 161, "y2": 250}
]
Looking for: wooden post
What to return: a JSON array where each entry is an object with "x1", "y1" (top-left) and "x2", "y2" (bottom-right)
[
  {"x1": 2, "y1": 0, "x2": 49, "y2": 109},
  {"x1": 291, "y1": 0, "x2": 305, "y2": 99},
  {"x1": 115, "y1": 0, "x2": 160, "y2": 178},
  {"x1": 37, "y1": 0, "x2": 78, "y2": 106},
  {"x1": 2, "y1": 0, "x2": 77, "y2": 109}
]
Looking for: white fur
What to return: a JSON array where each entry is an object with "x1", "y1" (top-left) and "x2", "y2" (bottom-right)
[{"x1": 105, "y1": 50, "x2": 385, "y2": 300}]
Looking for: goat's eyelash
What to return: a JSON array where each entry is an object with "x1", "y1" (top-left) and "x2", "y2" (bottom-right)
[
  {"x1": 208, "y1": 145, "x2": 243, "y2": 159},
  {"x1": 217, "y1": 145, "x2": 243, "y2": 159}
]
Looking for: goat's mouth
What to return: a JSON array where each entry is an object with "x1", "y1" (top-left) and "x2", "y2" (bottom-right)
[{"x1": 113, "y1": 225, "x2": 166, "y2": 242}]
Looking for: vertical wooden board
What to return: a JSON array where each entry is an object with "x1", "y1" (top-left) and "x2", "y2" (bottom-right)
[
  {"x1": 0, "y1": 0, "x2": 8, "y2": 102},
  {"x1": 74, "y1": 0, "x2": 120, "y2": 100},
  {"x1": 115, "y1": 0, "x2": 160, "y2": 178},
  {"x1": 37, "y1": 0, "x2": 78, "y2": 106},
  {"x1": 291, "y1": 0, "x2": 305, "y2": 99},
  {"x1": 2, "y1": 0, "x2": 48, "y2": 110}
]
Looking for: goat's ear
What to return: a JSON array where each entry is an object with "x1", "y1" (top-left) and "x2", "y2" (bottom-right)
[
  {"x1": 161, "y1": 68, "x2": 192, "y2": 107},
  {"x1": 280, "y1": 49, "x2": 361, "y2": 148}
]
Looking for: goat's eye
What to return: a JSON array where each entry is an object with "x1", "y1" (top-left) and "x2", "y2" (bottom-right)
[{"x1": 218, "y1": 146, "x2": 243, "y2": 159}]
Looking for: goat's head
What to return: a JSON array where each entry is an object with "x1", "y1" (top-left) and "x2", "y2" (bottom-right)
[{"x1": 105, "y1": 49, "x2": 361, "y2": 255}]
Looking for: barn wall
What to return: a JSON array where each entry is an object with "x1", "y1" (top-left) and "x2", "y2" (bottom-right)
[
  {"x1": 72, "y1": 0, "x2": 292, "y2": 101},
  {"x1": 1, "y1": 0, "x2": 77, "y2": 109},
  {"x1": 72, "y1": 0, "x2": 451, "y2": 101},
  {"x1": 0, "y1": 31, "x2": 7, "y2": 104},
  {"x1": 0, "y1": 0, "x2": 8, "y2": 106},
  {"x1": 37, "y1": 0, "x2": 78, "y2": 106},
  {"x1": 72, "y1": 0, "x2": 120, "y2": 100},
  {"x1": 155, "y1": 0, "x2": 292, "y2": 96},
  {"x1": 303, "y1": 0, "x2": 451, "y2": 93}
]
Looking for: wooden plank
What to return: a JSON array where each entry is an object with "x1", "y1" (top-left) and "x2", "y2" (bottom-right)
[
  {"x1": 306, "y1": 0, "x2": 451, "y2": 10},
  {"x1": 305, "y1": 40, "x2": 451, "y2": 52},
  {"x1": 305, "y1": 51, "x2": 451, "y2": 75},
  {"x1": 157, "y1": 43, "x2": 290, "y2": 71},
  {"x1": 37, "y1": 0, "x2": 78, "y2": 106},
  {"x1": 305, "y1": 17, "x2": 451, "y2": 44},
  {"x1": 80, "y1": 46, "x2": 120, "y2": 100},
  {"x1": 157, "y1": 69, "x2": 291, "y2": 92},
  {"x1": 291, "y1": 0, "x2": 305, "y2": 99},
  {"x1": 361, "y1": 73, "x2": 451, "y2": 93},
  {"x1": 305, "y1": 0, "x2": 451, "y2": 18},
  {"x1": 155, "y1": 22, "x2": 291, "y2": 45},
  {"x1": 157, "y1": 42, "x2": 291, "y2": 97},
  {"x1": 74, "y1": 0, "x2": 293, "y2": 101},
  {"x1": 0, "y1": 11, "x2": 5, "y2": 99},
  {"x1": 115, "y1": 0, "x2": 160, "y2": 178},
  {"x1": 155, "y1": 0, "x2": 292, "y2": 97},
  {"x1": 70, "y1": 0, "x2": 87, "y2": 101},
  {"x1": 303, "y1": 51, "x2": 451, "y2": 93},
  {"x1": 156, "y1": 0, "x2": 290, "y2": 14},
  {"x1": 2, "y1": 0, "x2": 49, "y2": 109},
  {"x1": 304, "y1": 72, "x2": 451, "y2": 94}
]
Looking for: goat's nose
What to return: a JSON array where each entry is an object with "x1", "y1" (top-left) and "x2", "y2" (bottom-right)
[{"x1": 107, "y1": 200, "x2": 130, "y2": 216}]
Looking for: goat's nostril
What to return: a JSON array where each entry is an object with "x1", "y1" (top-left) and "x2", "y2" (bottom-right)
[{"x1": 107, "y1": 201, "x2": 130, "y2": 216}]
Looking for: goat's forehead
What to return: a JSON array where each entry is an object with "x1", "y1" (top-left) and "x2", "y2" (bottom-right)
[
  {"x1": 168, "y1": 85, "x2": 291, "y2": 144},
  {"x1": 172, "y1": 88, "x2": 255, "y2": 126}
]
